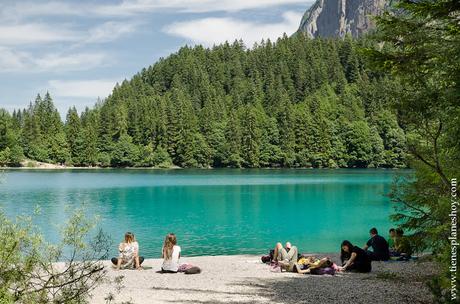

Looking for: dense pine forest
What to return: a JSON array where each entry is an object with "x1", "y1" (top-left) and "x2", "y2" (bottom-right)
[{"x1": 0, "y1": 34, "x2": 406, "y2": 168}]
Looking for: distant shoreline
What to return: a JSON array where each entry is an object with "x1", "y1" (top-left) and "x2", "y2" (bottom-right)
[
  {"x1": 0, "y1": 160, "x2": 409, "y2": 170},
  {"x1": 1, "y1": 160, "x2": 182, "y2": 170},
  {"x1": 1, "y1": 166, "x2": 409, "y2": 170}
]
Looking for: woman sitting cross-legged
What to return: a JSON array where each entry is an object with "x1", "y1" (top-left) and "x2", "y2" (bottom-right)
[
  {"x1": 273, "y1": 241, "x2": 298, "y2": 272},
  {"x1": 338, "y1": 240, "x2": 371, "y2": 273},
  {"x1": 161, "y1": 233, "x2": 181, "y2": 273},
  {"x1": 111, "y1": 232, "x2": 144, "y2": 270}
]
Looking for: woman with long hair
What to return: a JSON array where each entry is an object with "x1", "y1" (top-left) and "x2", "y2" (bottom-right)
[
  {"x1": 339, "y1": 240, "x2": 371, "y2": 273},
  {"x1": 161, "y1": 233, "x2": 181, "y2": 273},
  {"x1": 111, "y1": 232, "x2": 144, "y2": 270}
]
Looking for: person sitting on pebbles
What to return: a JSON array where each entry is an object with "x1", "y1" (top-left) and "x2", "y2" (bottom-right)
[
  {"x1": 363, "y1": 227, "x2": 390, "y2": 261},
  {"x1": 338, "y1": 240, "x2": 371, "y2": 273},
  {"x1": 111, "y1": 232, "x2": 144, "y2": 270},
  {"x1": 273, "y1": 241, "x2": 298, "y2": 272},
  {"x1": 394, "y1": 228, "x2": 413, "y2": 260},
  {"x1": 161, "y1": 233, "x2": 181, "y2": 273}
]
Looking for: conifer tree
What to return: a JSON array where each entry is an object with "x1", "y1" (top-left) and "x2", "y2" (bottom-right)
[{"x1": 5, "y1": 34, "x2": 408, "y2": 169}]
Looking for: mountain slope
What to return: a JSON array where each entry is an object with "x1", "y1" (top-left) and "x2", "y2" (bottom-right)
[
  {"x1": 3, "y1": 36, "x2": 406, "y2": 169},
  {"x1": 298, "y1": 0, "x2": 389, "y2": 38}
]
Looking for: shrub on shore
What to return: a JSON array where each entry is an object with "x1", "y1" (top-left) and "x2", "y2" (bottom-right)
[{"x1": 0, "y1": 208, "x2": 110, "y2": 303}]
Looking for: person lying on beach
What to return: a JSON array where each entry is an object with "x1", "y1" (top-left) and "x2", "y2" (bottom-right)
[
  {"x1": 295, "y1": 256, "x2": 334, "y2": 274},
  {"x1": 338, "y1": 240, "x2": 371, "y2": 273},
  {"x1": 363, "y1": 227, "x2": 390, "y2": 261},
  {"x1": 273, "y1": 242, "x2": 298, "y2": 272},
  {"x1": 161, "y1": 233, "x2": 181, "y2": 273},
  {"x1": 111, "y1": 232, "x2": 144, "y2": 270}
]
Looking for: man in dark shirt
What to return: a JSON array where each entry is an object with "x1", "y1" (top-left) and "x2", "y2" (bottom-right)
[{"x1": 363, "y1": 227, "x2": 390, "y2": 261}]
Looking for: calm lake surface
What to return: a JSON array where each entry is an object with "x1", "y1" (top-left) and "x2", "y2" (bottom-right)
[{"x1": 0, "y1": 169, "x2": 409, "y2": 258}]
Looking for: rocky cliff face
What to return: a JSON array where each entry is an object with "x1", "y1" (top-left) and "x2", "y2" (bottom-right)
[{"x1": 298, "y1": 0, "x2": 389, "y2": 38}]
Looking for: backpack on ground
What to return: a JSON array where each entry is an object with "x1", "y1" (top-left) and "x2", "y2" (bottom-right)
[{"x1": 184, "y1": 266, "x2": 201, "y2": 274}]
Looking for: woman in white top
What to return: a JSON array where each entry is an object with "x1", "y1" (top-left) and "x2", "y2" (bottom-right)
[
  {"x1": 161, "y1": 233, "x2": 181, "y2": 273},
  {"x1": 111, "y1": 232, "x2": 144, "y2": 270}
]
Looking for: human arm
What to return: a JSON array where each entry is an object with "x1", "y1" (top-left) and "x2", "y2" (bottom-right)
[
  {"x1": 399, "y1": 238, "x2": 412, "y2": 256},
  {"x1": 340, "y1": 252, "x2": 357, "y2": 271},
  {"x1": 296, "y1": 266, "x2": 311, "y2": 274},
  {"x1": 363, "y1": 239, "x2": 371, "y2": 251},
  {"x1": 308, "y1": 257, "x2": 331, "y2": 270},
  {"x1": 133, "y1": 242, "x2": 139, "y2": 256},
  {"x1": 119, "y1": 242, "x2": 125, "y2": 253}
]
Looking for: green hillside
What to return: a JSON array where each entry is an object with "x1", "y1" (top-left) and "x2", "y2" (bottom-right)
[{"x1": 1, "y1": 34, "x2": 406, "y2": 168}]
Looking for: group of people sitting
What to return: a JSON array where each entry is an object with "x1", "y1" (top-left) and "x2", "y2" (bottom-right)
[
  {"x1": 363, "y1": 227, "x2": 412, "y2": 262},
  {"x1": 111, "y1": 232, "x2": 183, "y2": 273},
  {"x1": 270, "y1": 227, "x2": 413, "y2": 274},
  {"x1": 111, "y1": 227, "x2": 412, "y2": 275}
]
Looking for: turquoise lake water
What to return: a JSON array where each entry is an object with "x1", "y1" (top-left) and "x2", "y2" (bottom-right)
[{"x1": 0, "y1": 169, "x2": 408, "y2": 258}]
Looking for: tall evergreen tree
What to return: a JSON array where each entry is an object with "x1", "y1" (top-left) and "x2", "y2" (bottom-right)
[
  {"x1": 367, "y1": 0, "x2": 460, "y2": 299},
  {"x1": 65, "y1": 107, "x2": 84, "y2": 165},
  {"x1": 5, "y1": 34, "x2": 407, "y2": 169},
  {"x1": 0, "y1": 109, "x2": 23, "y2": 166}
]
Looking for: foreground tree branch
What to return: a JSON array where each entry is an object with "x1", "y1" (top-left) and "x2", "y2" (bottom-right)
[{"x1": 0, "y1": 208, "x2": 111, "y2": 304}]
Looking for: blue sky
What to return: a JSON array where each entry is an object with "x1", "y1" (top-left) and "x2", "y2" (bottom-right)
[{"x1": 0, "y1": 0, "x2": 313, "y2": 115}]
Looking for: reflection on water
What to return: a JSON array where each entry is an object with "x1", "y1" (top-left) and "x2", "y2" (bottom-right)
[{"x1": 0, "y1": 169, "x2": 409, "y2": 257}]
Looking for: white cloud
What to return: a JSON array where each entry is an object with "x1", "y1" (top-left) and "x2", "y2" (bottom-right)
[
  {"x1": 0, "y1": 47, "x2": 30, "y2": 71},
  {"x1": 47, "y1": 79, "x2": 119, "y2": 99},
  {"x1": 0, "y1": 48, "x2": 109, "y2": 73},
  {"x1": 0, "y1": 23, "x2": 81, "y2": 45},
  {"x1": 0, "y1": 2, "x2": 83, "y2": 22},
  {"x1": 174, "y1": 0, "x2": 309, "y2": 13},
  {"x1": 0, "y1": 21, "x2": 138, "y2": 47},
  {"x1": 0, "y1": 20, "x2": 132, "y2": 74},
  {"x1": 1, "y1": 0, "x2": 309, "y2": 18},
  {"x1": 0, "y1": 1, "x2": 83, "y2": 20},
  {"x1": 93, "y1": 0, "x2": 308, "y2": 15},
  {"x1": 164, "y1": 11, "x2": 302, "y2": 47},
  {"x1": 83, "y1": 21, "x2": 138, "y2": 44},
  {"x1": 34, "y1": 52, "x2": 109, "y2": 72}
]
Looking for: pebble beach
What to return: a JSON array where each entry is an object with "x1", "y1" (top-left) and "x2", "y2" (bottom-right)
[{"x1": 90, "y1": 254, "x2": 437, "y2": 304}]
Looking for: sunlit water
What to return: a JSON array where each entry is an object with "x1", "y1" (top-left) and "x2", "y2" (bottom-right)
[{"x1": 0, "y1": 169, "x2": 409, "y2": 258}]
